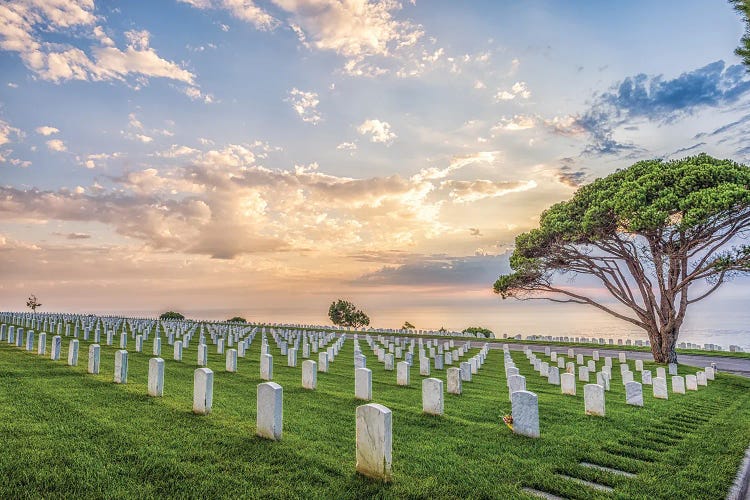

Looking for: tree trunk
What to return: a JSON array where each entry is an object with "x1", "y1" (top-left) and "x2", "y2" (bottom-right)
[{"x1": 647, "y1": 325, "x2": 679, "y2": 364}]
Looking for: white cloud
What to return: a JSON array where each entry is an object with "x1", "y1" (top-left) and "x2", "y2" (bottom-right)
[
  {"x1": 286, "y1": 88, "x2": 321, "y2": 124},
  {"x1": 0, "y1": 2, "x2": 196, "y2": 87},
  {"x1": 0, "y1": 119, "x2": 21, "y2": 146},
  {"x1": 179, "y1": 0, "x2": 278, "y2": 30},
  {"x1": 135, "y1": 134, "x2": 153, "y2": 144},
  {"x1": 494, "y1": 81, "x2": 531, "y2": 101},
  {"x1": 7, "y1": 82, "x2": 18, "y2": 88},
  {"x1": 357, "y1": 119, "x2": 396, "y2": 144},
  {"x1": 46, "y1": 139, "x2": 67, "y2": 152},
  {"x1": 337, "y1": 142, "x2": 357, "y2": 150},
  {"x1": 441, "y1": 179, "x2": 537, "y2": 203},
  {"x1": 35, "y1": 126, "x2": 60, "y2": 136},
  {"x1": 492, "y1": 114, "x2": 536, "y2": 132}
]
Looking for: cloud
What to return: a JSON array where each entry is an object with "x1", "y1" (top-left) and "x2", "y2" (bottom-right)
[
  {"x1": 357, "y1": 119, "x2": 396, "y2": 144},
  {"x1": 573, "y1": 60, "x2": 750, "y2": 155},
  {"x1": 66, "y1": 232, "x2": 91, "y2": 239},
  {"x1": 35, "y1": 126, "x2": 59, "y2": 136},
  {"x1": 358, "y1": 252, "x2": 512, "y2": 287},
  {"x1": 492, "y1": 114, "x2": 536, "y2": 132},
  {"x1": 0, "y1": 2, "x2": 196, "y2": 87},
  {"x1": 180, "y1": 0, "x2": 278, "y2": 30},
  {"x1": 495, "y1": 81, "x2": 531, "y2": 101},
  {"x1": 0, "y1": 119, "x2": 21, "y2": 146},
  {"x1": 441, "y1": 179, "x2": 537, "y2": 203},
  {"x1": 46, "y1": 139, "x2": 66, "y2": 152},
  {"x1": 336, "y1": 142, "x2": 357, "y2": 151},
  {"x1": 286, "y1": 88, "x2": 321, "y2": 124}
]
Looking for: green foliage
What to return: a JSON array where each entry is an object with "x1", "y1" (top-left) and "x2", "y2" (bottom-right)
[
  {"x1": 227, "y1": 316, "x2": 247, "y2": 323},
  {"x1": 402, "y1": 321, "x2": 415, "y2": 330},
  {"x1": 26, "y1": 294, "x2": 42, "y2": 312},
  {"x1": 327, "y1": 299, "x2": 370, "y2": 328},
  {"x1": 463, "y1": 326, "x2": 494, "y2": 338},
  {"x1": 438, "y1": 326, "x2": 447, "y2": 333},
  {"x1": 732, "y1": 0, "x2": 750, "y2": 69},
  {"x1": 494, "y1": 154, "x2": 750, "y2": 362},
  {"x1": 159, "y1": 311, "x2": 185, "y2": 320}
]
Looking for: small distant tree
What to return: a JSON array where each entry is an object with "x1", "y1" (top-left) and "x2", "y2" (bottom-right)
[
  {"x1": 26, "y1": 294, "x2": 42, "y2": 312},
  {"x1": 463, "y1": 326, "x2": 494, "y2": 338},
  {"x1": 160, "y1": 311, "x2": 185, "y2": 320},
  {"x1": 438, "y1": 326, "x2": 447, "y2": 333},
  {"x1": 402, "y1": 321, "x2": 415, "y2": 330},
  {"x1": 227, "y1": 316, "x2": 247, "y2": 323},
  {"x1": 328, "y1": 299, "x2": 370, "y2": 328}
]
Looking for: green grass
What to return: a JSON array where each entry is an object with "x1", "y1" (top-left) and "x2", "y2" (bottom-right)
[{"x1": 1, "y1": 323, "x2": 749, "y2": 499}]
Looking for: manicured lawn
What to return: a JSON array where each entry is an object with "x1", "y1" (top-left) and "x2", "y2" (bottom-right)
[{"x1": 0, "y1": 321, "x2": 748, "y2": 499}]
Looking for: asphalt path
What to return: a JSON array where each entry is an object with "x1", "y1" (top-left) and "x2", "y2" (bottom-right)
[{"x1": 468, "y1": 341, "x2": 750, "y2": 377}]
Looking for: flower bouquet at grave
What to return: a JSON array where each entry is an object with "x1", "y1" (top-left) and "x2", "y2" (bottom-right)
[{"x1": 502, "y1": 414, "x2": 513, "y2": 431}]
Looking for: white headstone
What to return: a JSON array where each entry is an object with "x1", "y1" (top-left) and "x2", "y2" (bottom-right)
[
  {"x1": 355, "y1": 403, "x2": 392, "y2": 481},
  {"x1": 193, "y1": 368, "x2": 213, "y2": 415},
  {"x1": 642, "y1": 370, "x2": 652, "y2": 385},
  {"x1": 257, "y1": 382, "x2": 283, "y2": 441},
  {"x1": 396, "y1": 361, "x2": 410, "y2": 386},
  {"x1": 148, "y1": 358, "x2": 165, "y2": 397},
  {"x1": 668, "y1": 363, "x2": 678, "y2": 375},
  {"x1": 625, "y1": 381, "x2": 643, "y2": 406},
  {"x1": 114, "y1": 350, "x2": 128, "y2": 384},
  {"x1": 355, "y1": 367, "x2": 372, "y2": 400},
  {"x1": 656, "y1": 367, "x2": 666, "y2": 379},
  {"x1": 302, "y1": 360, "x2": 317, "y2": 390},
  {"x1": 511, "y1": 390, "x2": 540, "y2": 438},
  {"x1": 548, "y1": 366, "x2": 560, "y2": 385},
  {"x1": 584, "y1": 384, "x2": 605, "y2": 416},
  {"x1": 226, "y1": 349, "x2": 238, "y2": 372},
  {"x1": 685, "y1": 374, "x2": 698, "y2": 391},
  {"x1": 419, "y1": 356, "x2": 430, "y2": 376},
  {"x1": 422, "y1": 378, "x2": 444, "y2": 416},
  {"x1": 153, "y1": 338, "x2": 161, "y2": 356},
  {"x1": 508, "y1": 374, "x2": 526, "y2": 400},
  {"x1": 174, "y1": 340, "x2": 183, "y2": 362},
  {"x1": 50, "y1": 335, "x2": 62, "y2": 361},
  {"x1": 653, "y1": 377, "x2": 668, "y2": 399},
  {"x1": 67, "y1": 339, "x2": 79, "y2": 366},
  {"x1": 447, "y1": 367, "x2": 462, "y2": 395},
  {"x1": 561, "y1": 372, "x2": 576, "y2": 395},
  {"x1": 261, "y1": 353, "x2": 273, "y2": 381},
  {"x1": 460, "y1": 361, "x2": 472, "y2": 382},
  {"x1": 671, "y1": 375, "x2": 685, "y2": 394},
  {"x1": 198, "y1": 344, "x2": 208, "y2": 366},
  {"x1": 37, "y1": 332, "x2": 46, "y2": 355},
  {"x1": 319, "y1": 352, "x2": 329, "y2": 372},
  {"x1": 87, "y1": 344, "x2": 100, "y2": 374},
  {"x1": 578, "y1": 366, "x2": 590, "y2": 382}
]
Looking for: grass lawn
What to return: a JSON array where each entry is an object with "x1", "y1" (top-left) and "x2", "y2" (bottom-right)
[{"x1": 1, "y1": 322, "x2": 749, "y2": 499}]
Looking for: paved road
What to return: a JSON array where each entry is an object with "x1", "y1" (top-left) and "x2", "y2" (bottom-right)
[{"x1": 468, "y1": 341, "x2": 750, "y2": 377}]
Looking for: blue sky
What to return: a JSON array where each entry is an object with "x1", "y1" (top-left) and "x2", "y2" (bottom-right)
[{"x1": 0, "y1": 0, "x2": 749, "y2": 343}]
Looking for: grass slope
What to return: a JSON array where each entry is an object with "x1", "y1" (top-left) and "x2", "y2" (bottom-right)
[{"x1": 0, "y1": 323, "x2": 748, "y2": 499}]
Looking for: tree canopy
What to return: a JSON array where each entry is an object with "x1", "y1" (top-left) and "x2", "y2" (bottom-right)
[
  {"x1": 160, "y1": 311, "x2": 185, "y2": 320},
  {"x1": 402, "y1": 321, "x2": 415, "y2": 330},
  {"x1": 463, "y1": 326, "x2": 494, "y2": 338},
  {"x1": 494, "y1": 154, "x2": 750, "y2": 363},
  {"x1": 328, "y1": 300, "x2": 370, "y2": 328},
  {"x1": 732, "y1": 0, "x2": 750, "y2": 69},
  {"x1": 227, "y1": 316, "x2": 247, "y2": 323},
  {"x1": 26, "y1": 294, "x2": 42, "y2": 312}
]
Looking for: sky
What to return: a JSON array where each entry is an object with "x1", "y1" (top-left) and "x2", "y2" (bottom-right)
[{"x1": 1, "y1": 0, "x2": 749, "y2": 345}]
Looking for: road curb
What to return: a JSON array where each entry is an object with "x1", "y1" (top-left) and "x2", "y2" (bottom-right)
[{"x1": 727, "y1": 443, "x2": 750, "y2": 499}]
